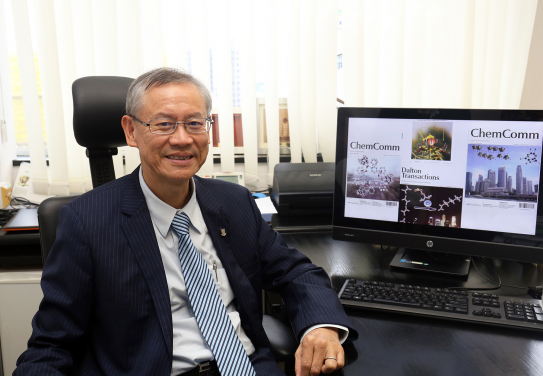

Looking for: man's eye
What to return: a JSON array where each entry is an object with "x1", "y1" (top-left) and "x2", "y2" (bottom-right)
[
  {"x1": 155, "y1": 121, "x2": 175, "y2": 128},
  {"x1": 187, "y1": 120, "x2": 204, "y2": 128}
]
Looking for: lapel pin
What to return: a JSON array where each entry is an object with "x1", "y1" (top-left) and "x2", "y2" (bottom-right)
[{"x1": 220, "y1": 229, "x2": 226, "y2": 237}]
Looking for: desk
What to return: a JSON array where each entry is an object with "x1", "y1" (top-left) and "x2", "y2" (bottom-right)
[
  {"x1": 3, "y1": 229, "x2": 543, "y2": 375},
  {"x1": 0, "y1": 231, "x2": 41, "y2": 267},
  {"x1": 280, "y1": 231, "x2": 543, "y2": 376}
]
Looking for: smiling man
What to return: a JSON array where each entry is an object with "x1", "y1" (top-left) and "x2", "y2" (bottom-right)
[{"x1": 15, "y1": 68, "x2": 357, "y2": 376}]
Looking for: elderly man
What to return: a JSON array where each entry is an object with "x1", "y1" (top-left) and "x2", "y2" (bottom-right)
[{"x1": 15, "y1": 68, "x2": 357, "y2": 376}]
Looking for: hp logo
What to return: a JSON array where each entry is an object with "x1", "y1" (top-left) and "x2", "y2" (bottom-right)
[{"x1": 426, "y1": 240, "x2": 434, "y2": 248}]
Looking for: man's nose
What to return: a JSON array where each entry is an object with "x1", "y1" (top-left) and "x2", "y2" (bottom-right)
[{"x1": 169, "y1": 124, "x2": 193, "y2": 145}]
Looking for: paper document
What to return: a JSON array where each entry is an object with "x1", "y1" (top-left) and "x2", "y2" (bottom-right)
[
  {"x1": 12, "y1": 162, "x2": 53, "y2": 204},
  {"x1": 255, "y1": 197, "x2": 277, "y2": 222}
]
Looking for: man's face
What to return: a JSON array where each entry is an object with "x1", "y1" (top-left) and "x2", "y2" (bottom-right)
[{"x1": 122, "y1": 82, "x2": 210, "y2": 188}]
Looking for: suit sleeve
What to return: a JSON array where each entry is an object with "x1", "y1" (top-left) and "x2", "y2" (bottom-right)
[
  {"x1": 246, "y1": 191, "x2": 358, "y2": 343},
  {"x1": 14, "y1": 204, "x2": 93, "y2": 375}
]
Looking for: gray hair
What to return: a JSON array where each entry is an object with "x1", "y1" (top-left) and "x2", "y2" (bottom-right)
[{"x1": 126, "y1": 67, "x2": 212, "y2": 117}]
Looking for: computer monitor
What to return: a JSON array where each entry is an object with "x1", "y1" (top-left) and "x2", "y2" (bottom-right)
[{"x1": 332, "y1": 108, "x2": 543, "y2": 276}]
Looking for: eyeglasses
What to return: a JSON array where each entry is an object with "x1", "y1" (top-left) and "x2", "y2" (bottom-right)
[{"x1": 130, "y1": 115, "x2": 213, "y2": 134}]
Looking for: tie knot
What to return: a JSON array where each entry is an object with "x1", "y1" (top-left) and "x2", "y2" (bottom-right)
[{"x1": 171, "y1": 211, "x2": 190, "y2": 236}]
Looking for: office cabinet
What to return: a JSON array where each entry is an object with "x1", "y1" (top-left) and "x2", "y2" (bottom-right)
[{"x1": 0, "y1": 270, "x2": 42, "y2": 375}]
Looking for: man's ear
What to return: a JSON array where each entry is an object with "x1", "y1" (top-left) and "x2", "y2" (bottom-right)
[{"x1": 122, "y1": 115, "x2": 138, "y2": 148}]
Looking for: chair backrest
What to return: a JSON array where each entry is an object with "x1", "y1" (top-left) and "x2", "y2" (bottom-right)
[
  {"x1": 38, "y1": 195, "x2": 79, "y2": 263},
  {"x1": 72, "y1": 76, "x2": 134, "y2": 187},
  {"x1": 39, "y1": 76, "x2": 134, "y2": 264}
]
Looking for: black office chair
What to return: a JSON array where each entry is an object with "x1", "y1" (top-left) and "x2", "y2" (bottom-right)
[
  {"x1": 38, "y1": 76, "x2": 133, "y2": 262},
  {"x1": 37, "y1": 75, "x2": 297, "y2": 369}
]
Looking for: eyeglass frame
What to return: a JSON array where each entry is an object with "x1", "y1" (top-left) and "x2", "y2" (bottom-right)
[{"x1": 129, "y1": 115, "x2": 213, "y2": 134}]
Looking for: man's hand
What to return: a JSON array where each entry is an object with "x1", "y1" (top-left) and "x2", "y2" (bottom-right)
[{"x1": 295, "y1": 327, "x2": 344, "y2": 376}]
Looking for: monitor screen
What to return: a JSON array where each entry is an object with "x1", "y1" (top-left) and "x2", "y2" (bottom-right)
[
  {"x1": 215, "y1": 175, "x2": 240, "y2": 184},
  {"x1": 333, "y1": 108, "x2": 543, "y2": 266}
]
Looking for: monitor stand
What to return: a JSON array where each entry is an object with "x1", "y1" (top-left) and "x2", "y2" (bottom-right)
[{"x1": 389, "y1": 248, "x2": 472, "y2": 276}]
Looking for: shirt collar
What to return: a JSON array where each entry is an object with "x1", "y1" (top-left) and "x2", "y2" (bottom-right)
[{"x1": 138, "y1": 167, "x2": 203, "y2": 238}]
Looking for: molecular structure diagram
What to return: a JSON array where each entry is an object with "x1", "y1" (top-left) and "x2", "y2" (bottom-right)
[
  {"x1": 353, "y1": 155, "x2": 394, "y2": 197},
  {"x1": 400, "y1": 186, "x2": 413, "y2": 221},
  {"x1": 400, "y1": 186, "x2": 461, "y2": 223},
  {"x1": 472, "y1": 145, "x2": 510, "y2": 161},
  {"x1": 437, "y1": 195, "x2": 462, "y2": 211},
  {"x1": 521, "y1": 148, "x2": 540, "y2": 165},
  {"x1": 400, "y1": 186, "x2": 411, "y2": 216},
  {"x1": 413, "y1": 188, "x2": 436, "y2": 211}
]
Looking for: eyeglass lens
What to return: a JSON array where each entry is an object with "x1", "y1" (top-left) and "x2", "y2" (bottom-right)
[{"x1": 149, "y1": 118, "x2": 209, "y2": 134}]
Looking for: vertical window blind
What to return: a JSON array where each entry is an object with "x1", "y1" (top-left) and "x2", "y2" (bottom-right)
[{"x1": 0, "y1": 0, "x2": 541, "y2": 195}]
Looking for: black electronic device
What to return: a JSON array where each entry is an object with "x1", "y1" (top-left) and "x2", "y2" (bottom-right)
[
  {"x1": 2, "y1": 208, "x2": 39, "y2": 231},
  {"x1": 272, "y1": 162, "x2": 335, "y2": 216},
  {"x1": 333, "y1": 108, "x2": 543, "y2": 275},
  {"x1": 339, "y1": 279, "x2": 543, "y2": 332}
]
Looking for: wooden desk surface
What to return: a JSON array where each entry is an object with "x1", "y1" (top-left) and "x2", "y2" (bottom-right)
[{"x1": 280, "y1": 231, "x2": 543, "y2": 376}]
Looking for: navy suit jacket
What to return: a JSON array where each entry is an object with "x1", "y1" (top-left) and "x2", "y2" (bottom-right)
[{"x1": 15, "y1": 167, "x2": 357, "y2": 375}]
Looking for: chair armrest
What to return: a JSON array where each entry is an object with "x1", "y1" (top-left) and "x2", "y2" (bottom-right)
[{"x1": 262, "y1": 314, "x2": 298, "y2": 362}]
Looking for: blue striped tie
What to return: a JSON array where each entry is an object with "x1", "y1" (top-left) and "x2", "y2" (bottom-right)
[{"x1": 171, "y1": 212, "x2": 256, "y2": 376}]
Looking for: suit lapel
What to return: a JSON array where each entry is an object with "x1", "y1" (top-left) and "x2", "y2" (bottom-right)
[
  {"x1": 194, "y1": 178, "x2": 263, "y2": 345},
  {"x1": 120, "y1": 168, "x2": 173, "y2": 360},
  {"x1": 116, "y1": 171, "x2": 266, "y2": 358}
]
